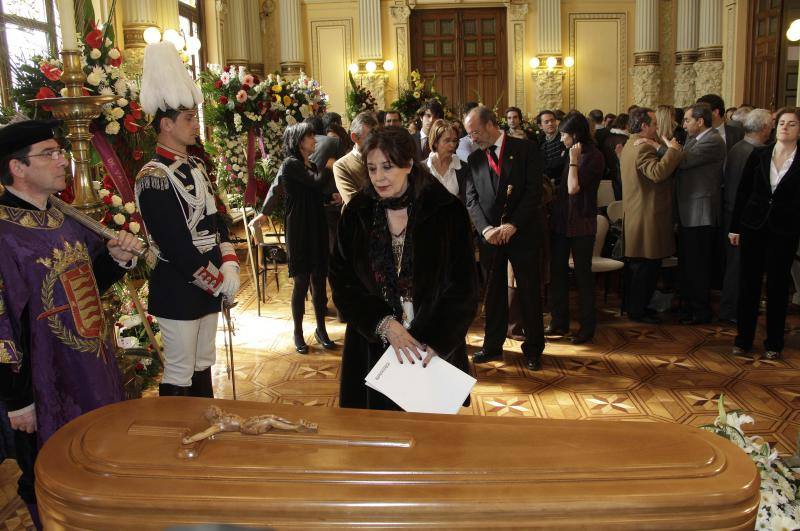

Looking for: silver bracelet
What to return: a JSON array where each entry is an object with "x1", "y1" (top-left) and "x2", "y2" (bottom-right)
[{"x1": 375, "y1": 315, "x2": 396, "y2": 343}]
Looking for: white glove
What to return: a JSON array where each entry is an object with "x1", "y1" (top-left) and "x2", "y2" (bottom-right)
[{"x1": 220, "y1": 262, "x2": 240, "y2": 301}]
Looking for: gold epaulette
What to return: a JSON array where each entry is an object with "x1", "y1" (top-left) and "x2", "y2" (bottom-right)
[{"x1": 134, "y1": 163, "x2": 170, "y2": 193}]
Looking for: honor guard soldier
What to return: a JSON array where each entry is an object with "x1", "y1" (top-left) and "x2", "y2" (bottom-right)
[{"x1": 135, "y1": 42, "x2": 240, "y2": 398}]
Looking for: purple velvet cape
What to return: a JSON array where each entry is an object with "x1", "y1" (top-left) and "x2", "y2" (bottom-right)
[{"x1": 0, "y1": 201, "x2": 123, "y2": 445}]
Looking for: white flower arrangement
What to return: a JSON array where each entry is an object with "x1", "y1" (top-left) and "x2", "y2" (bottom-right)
[{"x1": 701, "y1": 396, "x2": 799, "y2": 529}]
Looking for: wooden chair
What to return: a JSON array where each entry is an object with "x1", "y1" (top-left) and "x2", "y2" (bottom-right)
[
  {"x1": 597, "y1": 181, "x2": 615, "y2": 208},
  {"x1": 250, "y1": 217, "x2": 285, "y2": 306},
  {"x1": 570, "y1": 215, "x2": 624, "y2": 302}
]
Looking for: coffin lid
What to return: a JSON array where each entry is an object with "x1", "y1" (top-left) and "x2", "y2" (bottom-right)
[{"x1": 36, "y1": 397, "x2": 760, "y2": 529}]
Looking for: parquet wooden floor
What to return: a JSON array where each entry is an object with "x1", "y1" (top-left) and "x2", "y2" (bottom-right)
[{"x1": 2, "y1": 266, "x2": 798, "y2": 528}]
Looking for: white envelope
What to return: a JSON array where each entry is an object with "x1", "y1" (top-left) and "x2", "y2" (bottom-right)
[{"x1": 364, "y1": 346, "x2": 476, "y2": 414}]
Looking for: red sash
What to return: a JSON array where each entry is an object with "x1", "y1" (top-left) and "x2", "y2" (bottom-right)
[{"x1": 485, "y1": 136, "x2": 506, "y2": 176}]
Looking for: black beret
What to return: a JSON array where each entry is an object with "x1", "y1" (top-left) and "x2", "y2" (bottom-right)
[{"x1": 0, "y1": 119, "x2": 61, "y2": 159}]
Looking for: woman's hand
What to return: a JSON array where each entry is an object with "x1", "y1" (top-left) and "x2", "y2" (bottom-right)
[
  {"x1": 569, "y1": 142, "x2": 582, "y2": 164},
  {"x1": 385, "y1": 319, "x2": 426, "y2": 364},
  {"x1": 422, "y1": 346, "x2": 439, "y2": 368},
  {"x1": 728, "y1": 233, "x2": 740, "y2": 246}
]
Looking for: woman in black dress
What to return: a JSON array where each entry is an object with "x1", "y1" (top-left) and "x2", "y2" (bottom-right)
[
  {"x1": 330, "y1": 127, "x2": 479, "y2": 410},
  {"x1": 729, "y1": 108, "x2": 800, "y2": 359},
  {"x1": 280, "y1": 122, "x2": 338, "y2": 353}
]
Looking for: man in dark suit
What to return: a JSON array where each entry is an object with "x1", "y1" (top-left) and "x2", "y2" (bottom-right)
[
  {"x1": 464, "y1": 106, "x2": 545, "y2": 370},
  {"x1": 697, "y1": 94, "x2": 745, "y2": 152},
  {"x1": 416, "y1": 100, "x2": 444, "y2": 161},
  {"x1": 676, "y1": 103, "x2": 727, "y2": 324}
]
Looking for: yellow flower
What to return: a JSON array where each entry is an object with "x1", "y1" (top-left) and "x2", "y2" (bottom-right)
[
  {"x1": 283, "y1": 95, "x2": 293, "y2": 106},
  {"x1": 413, "y1": 91, "x2": 421, "y2": 99},
  {"x1": 273, "y1": 94, "x2": 281, "y2": 103},
  {"x1": 272, "y1": 85, "x2": 282, "y2": 93}
]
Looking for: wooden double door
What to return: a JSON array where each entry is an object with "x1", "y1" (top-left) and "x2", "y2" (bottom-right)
[
  {"x1": 746, "y1": 0, "x2": 782, "y2": 108},
  {"x1": 411, "y1": 8, "x2": 507, "y2": 116}
]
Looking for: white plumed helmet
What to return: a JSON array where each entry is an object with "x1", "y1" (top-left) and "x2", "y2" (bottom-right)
[{"x1": 139, "y1": 41, "x2": 203, "y2": 116}]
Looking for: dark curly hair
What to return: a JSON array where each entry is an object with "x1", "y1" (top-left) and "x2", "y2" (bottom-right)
[
  {"x1": 282, "y1": 122, "x2": 315, "y2": 160},
  {"x1": 360, "y1": 126, "x2": 435, "y2": 198}
]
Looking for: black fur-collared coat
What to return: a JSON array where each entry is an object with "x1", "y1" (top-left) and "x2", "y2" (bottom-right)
[{"x1": 330, "y1": 178, "x2": 479, "y2": 410}]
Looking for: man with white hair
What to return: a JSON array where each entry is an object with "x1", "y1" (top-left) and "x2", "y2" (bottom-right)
[
  {"x1": 333, "y1": 112, "x2": 378, "y2": 205},
  {"x1": 719, "y1": 108, "x2": 773, "y2": 323}
]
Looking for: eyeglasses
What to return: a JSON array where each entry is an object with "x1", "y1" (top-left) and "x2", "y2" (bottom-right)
[{"x1": 24, "y1": 148, "x2": 70, "y2": 161}]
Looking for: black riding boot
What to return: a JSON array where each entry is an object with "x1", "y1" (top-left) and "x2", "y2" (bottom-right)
[
  {"x1": 189, "y1": 367, "x2": 214, "y2": 398},
  {"x1": 158, "y1": 383, "x2": 190, "y2": 396}
]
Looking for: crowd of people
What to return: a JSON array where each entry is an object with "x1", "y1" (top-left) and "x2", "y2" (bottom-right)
[
  {"x1": 259, "y1": 92, "x2": 800, "y2": 409},
  {"x1": 1, "y1": 43, "x2": 798, "y2": 525}
]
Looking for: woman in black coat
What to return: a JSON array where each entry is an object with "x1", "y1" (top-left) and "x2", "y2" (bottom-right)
[
  {"x1": 729, "y1": 108, "x2": 800, "y2": 359},
  {"x1": 280, "y1": 122, "x2": 338, "y2": 353},
  {"x1": 330, "y1": 127, "x2": 479, "y2": 410}
]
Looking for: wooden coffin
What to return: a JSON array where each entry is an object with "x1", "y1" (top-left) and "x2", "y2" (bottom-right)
[{"x1": 36, "y1": 397, "x2": 760, "y2": 529}]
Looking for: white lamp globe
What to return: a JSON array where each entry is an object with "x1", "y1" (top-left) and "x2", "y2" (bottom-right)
[
  {"x1": 143, "y1": 27, "x2": 161, "y2": 45},
  {"x1": 365, "y1": 61, "x2": 377, "y2": 73},
  {"x1": 564, "y1": 56, "x2": 575, "y2": 68},
  {"x1": 529, "y1": 57, "x2": 540, "y2": 69},
  {"x1": 348, "y1": 63, "x2": 359, "y2": 74},
  {"x1": 185, "y1": 36, "x2": 202, "y2": 54},
  {"x1": 545, "y1": 56, "x2": 558, "y2": 69},
  {"x1": 787, "y1": 20, "x2": 800, "y2": 42},
  {"x1": 383, "y1": 60, "x2": 395, "y2": 72},
  {"x1": 163, "y1": 29, "x2": 185, "y2": 50}
]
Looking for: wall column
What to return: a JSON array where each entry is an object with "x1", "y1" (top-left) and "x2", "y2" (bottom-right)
[
  {"x1": 532, "y1": 0, "x2": 563, "y2": 111},
  {"x1": 156, "y1": 0, "x2": 179, "y2": 32},
  {"x1": 279, "y1": 0, "x2": 304, "y2": 77},
  {"x1": 389, "y1": 3, "x2": 412, "y2": 98},
  {"x1": 225, "y1": 0, "x2": 249, "y2": 67},
  {"x1": 632, "y1": 0, "x2": 661, "y2": 107},
  {"x1": 508, "y1": 2, "x2": 528, "y2": 108},
  {"x1": 694, "y1": 0, "x2": 723, "y2": 98},
  {"x1": 246, "y1": 0, "x2": 265, "y2": 76},
  {"x1": 674, "y1": 0, "x2": 699, "y2": 107},
  {"x1": 358, "y1": 0, "x2": 388, "y2": 107},
  {"x1": 121, "y1": 0, "x2": 159, "y2": 74}
]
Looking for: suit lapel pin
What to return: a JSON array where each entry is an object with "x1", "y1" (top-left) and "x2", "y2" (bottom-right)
[{"x1": 507, "y1": 185, "x2": 513, "y2": 196}]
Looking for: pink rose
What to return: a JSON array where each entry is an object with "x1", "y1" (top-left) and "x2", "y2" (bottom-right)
[{"x1": 235, "y1": 90, "x2": 247, "y2": 103}]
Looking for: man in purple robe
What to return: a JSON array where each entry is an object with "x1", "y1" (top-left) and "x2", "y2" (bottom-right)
[{"x1": 0, "y1": 119, "x2": 142, "y2": 527}]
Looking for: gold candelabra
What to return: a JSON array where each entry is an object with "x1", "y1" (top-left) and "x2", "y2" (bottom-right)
[{"x1": 29, "y1": 50, "x2": 116, "y2": 219}]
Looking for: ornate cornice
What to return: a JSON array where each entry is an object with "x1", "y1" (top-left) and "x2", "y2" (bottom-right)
[
  {"x1": 122, "y1": 24, "x2": 153, "y2": 49},
  {"x1": 675, "y1": 51, "x2": 698, "y2": 64},
  {"x1": 508, "y1": 2, "x2": 528, "y2": 21},
  {"x1": 390, "y1": 5, "x2": 411, "y2": 23},
  {"x1": 697, "y1": 46, "x2": 723, "y2": 62},
  {"x1": 634, "y1": 52, "x2": 660, "y2": 66}
]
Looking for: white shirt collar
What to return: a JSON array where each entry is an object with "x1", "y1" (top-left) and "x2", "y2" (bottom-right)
[
  {"x1": 770, "y1": 145, "x2": 797, "y2": 192},
  {"x1": 492, "y1": 131, "x2": 506, "y2": 151},
  {"x1": 425, "y1": 152, "x2": 461, "y2": 196},
  {"x1": 716, "y1": 123, "x2": 726, "y2": 143},
  {"x1": 694, "y1": 127, "x2": 711, "y2": 142},
  {"x1": 350, "y1": 145, "x2": 362, "y2": 160}
]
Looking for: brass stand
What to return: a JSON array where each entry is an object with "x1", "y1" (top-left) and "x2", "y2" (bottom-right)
[{"x1": 29, "y1": 50, "x2": 116, "y2": 219}]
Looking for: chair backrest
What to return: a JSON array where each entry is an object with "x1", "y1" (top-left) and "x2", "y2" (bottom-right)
[
  {"x1": 594, "y1": 215, "x2": 609, "y2": 257},
  {"x1": 597, "y1": 180, "x2": 615, "y2": 208},
  {"x1": 607, "y1": 200, "x2": 623, "y2": 223}
]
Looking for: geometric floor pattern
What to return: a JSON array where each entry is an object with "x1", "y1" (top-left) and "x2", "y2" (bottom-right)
[
  {"x1": 2, "y1": 264, "x2": 798, "y2": 529},
  {"x1": 213, "y1": 266, "x2": 800, "y2": 457}
]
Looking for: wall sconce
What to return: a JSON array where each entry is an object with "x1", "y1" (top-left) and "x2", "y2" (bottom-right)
[
  {"x1": 788, "y1": 19, "x2": 800, "y2": 41},
  {"x1": 143, "y1": 26, "x2": 201, "y2": 55},
  {"x1": 350, "y1": 59, "x2": 392, "y2": 77},
  {"x1": 529, "y1": 55, "x2": 574, "y2": 78}
]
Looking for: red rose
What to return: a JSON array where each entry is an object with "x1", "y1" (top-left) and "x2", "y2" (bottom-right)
[
  {"x1": 102, "y1": 195, "x2": 112, "y2": 205},
  {"x1": 214, "y1": 79, "x2": 223, "y2": 89},
  {"x1": 241, "y1": 83, "x2": 250, "y2": 92},
  {"x1": 81, "y1": 87, "x2": 90, "y2": 96},
  {"x1": 39, "y1": 63, "x2": 62, "y2": 81},
  {"x1": 219, "y1": 95, "x2": 228, "y2": 105},
  {"x1": 129, "y1": 100, "x2": 142, "y2": 120},
  {"x1": 135, "y1": 362, "x2": 144, "y2": 371},
  {"x1": 122, "y1": 222, "x2": 130, "y2": 231},
  {"x1": 85, "y1": 29, "x2": 103, "y2": 49},
  {"x1": 146, "y1": 315, "x2": 154, "y2": 324},
  {"x1": 35, "y1": 87, "x2": 55, "y2": 111},
  {"x1": 132, "y1": 149, "x2": 143, "y2": 160},
  {"x1": 108, "y1": 48, "x2": 122, "y2": 68},
  {"x1": 123, "y1": 113, "x2": 138, "y2": 133}
]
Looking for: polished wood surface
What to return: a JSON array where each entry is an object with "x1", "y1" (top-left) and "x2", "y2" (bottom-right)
[{"x1": 36, "y1": 397, "x2": 759, "y2": 529}]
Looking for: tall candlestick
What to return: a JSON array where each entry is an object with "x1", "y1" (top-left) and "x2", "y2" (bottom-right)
[{"x1": 57, "y1": 0, "x2": 78, "y2": 50}]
